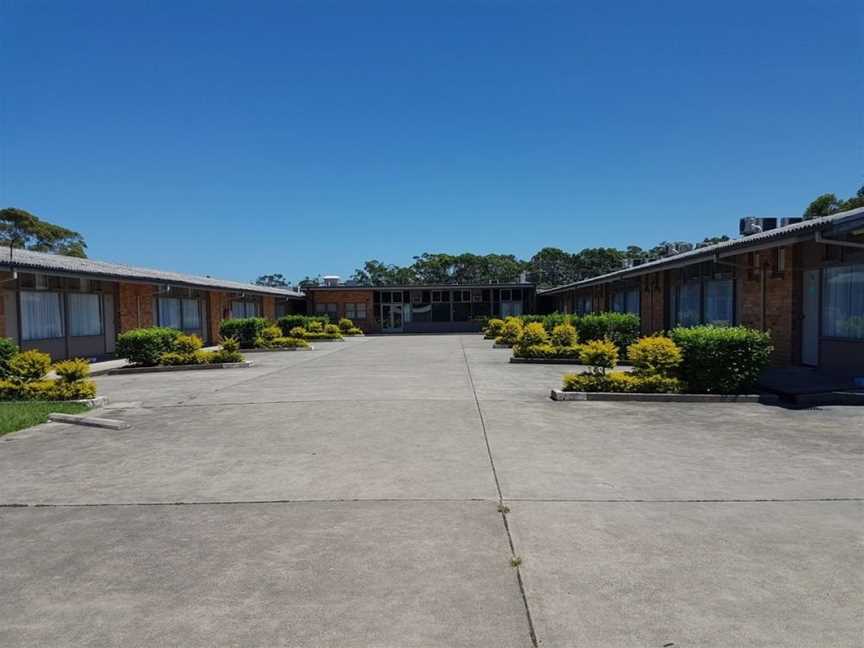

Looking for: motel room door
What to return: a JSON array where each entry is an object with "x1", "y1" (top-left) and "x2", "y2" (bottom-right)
[{"x1": 801, "y1": 269, "x2": 820, "y2": 366}]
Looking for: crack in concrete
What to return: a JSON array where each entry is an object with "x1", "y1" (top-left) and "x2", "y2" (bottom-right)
[{"x1": 460, "y1": 335, "x2": 539, "y2": 648}]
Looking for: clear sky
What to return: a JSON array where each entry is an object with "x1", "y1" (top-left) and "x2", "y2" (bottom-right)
[{"x1": 2, "y1": 0, "x2": 861, "y2": 284}]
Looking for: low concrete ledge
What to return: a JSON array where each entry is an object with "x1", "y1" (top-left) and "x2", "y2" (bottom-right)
[
  {"x1": 241, "y1": 346, "x2": 314, "y2": 353},
  {"x1": 510, "y1": 357, "x2": 584, "y2": 364},
  {"x1": 550, "y1": 389, "x2": 777, "y2": 404},
  {"x1": 69, "y1": 395, "x2": 109, "y2": 409},
  {"x1": 492, "y1": 343, "x2": 512, "y2": 349},
  {"x1": 108, "y1": 361, "x2": 253, "y2": 375},
  {"x1": 302, "y1": 338, "x2": 344, "y2": 343},
  {"x1": 47, "y1": 413, "x2": 130, "y2": 430}
]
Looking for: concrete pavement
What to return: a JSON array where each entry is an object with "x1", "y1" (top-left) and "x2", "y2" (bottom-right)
[{"x1": 1, "y1": 334, "x2": 861, "y2": 646}]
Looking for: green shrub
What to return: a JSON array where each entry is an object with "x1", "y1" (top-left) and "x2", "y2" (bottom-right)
[
  {"x1": 210, "y1": 336, "x2": 243, "y2": 363},
  {"x1": 117, "y1": 327, "x2": 182, "y2": 366},
  {"x1": 272, "y1": 337, "x2": 310, "y2": 348},
  {"x1": 303, "y1": 331, "x2": 344, "y2": 340},
  {"x1": 519, "y1": 322, "x2": 549, "y2": 348},
  {"x1": 338, "y1": 318, "x2": 355, "y2": 332},
  {"x1": 159, "y1": 351, "x2": 199, "y2": 366},
  {"x1": 276, "y1": 315, "x2": 330, "y2": 336},
  {"x1": 549, "y1": 323, "x2": 578, "y2": 348},
  {"x1": 484, "y1": 318, "x2": 505, "y2": 339},
  {"x1": 513, "y1": 343, "x2": 584, "y2": 359},
  {"x1": 8, "y1": 350, "x2": 52, "y2": 383},
  {"x1": 670, "y1": 325, "x2": 773, "y2": 394},
  {"x1": 324, "y1": 324, "x2": 342, "y2": 336},
  {"x1": 220, "y1": 318, "x2": 268, "y2": 348},
  {"x1": 0, "y1": 379, "x2": 21, "y2": 399},
  {"x1": 20, "y1": 380, "x2": 58, "y2": 399},
  {"x1": 579, "y1": 339, "x2": 618, "y2": 374},
  {"x1": 289, "y1": 326, "x2": 307, "y2": 339},
  {"x1": 344, "y1": 327, "x2": 363, "y2": 336},
  {"x1": 562, "y1": 371, "x2": 682, "y2": 394},
  {"x1": 0, "y1": 338, "x2": 18, "y2": 378},
  {"x1": 496, "y1": 318, "x2": 524, "y2": 346},
  {"x1": 53, "y1": 358, "x2": 91, "y2": 383},
  {"x1": 576, "y1": 312, "x2": 640, "y2": 354},
  {"x1": 194, "y1": 350, "x2": 216, "y2": 364},
  {"x1": 627, "y1": 336, "x2": 682, "y2": 376},
  {"x1": 307, "y1": 320, "x2": 324, "y2": 333},
  {"x1": 261, "y1": 325, "x2": 282, "y2": 341},
  {"x1": 175, "y1": 334, "x2": 204, "y2": 354},
  {"x1": 47, "y1": 380, "x2": 97, "y2": 400}
]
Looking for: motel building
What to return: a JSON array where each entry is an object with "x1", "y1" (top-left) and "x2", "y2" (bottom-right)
[
  {"x1": 0, "y1": 248, "x2": 304, "y2": 361},
  {"x1": 305, "y1": 279, "x2": 537, "y2": 333},
  {"x1": 537, "y1": 207, "x2": 864, "y2": 377}
]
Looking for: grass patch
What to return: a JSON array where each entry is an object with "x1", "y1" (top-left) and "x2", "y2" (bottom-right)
[{"x1": 0, "y1": 401, "x2": 90, "y2": 436}]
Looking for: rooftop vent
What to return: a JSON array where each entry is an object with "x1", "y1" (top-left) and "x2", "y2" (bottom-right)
[
  {"x1": 322, "y1": 275, "x2": 340, "y2": 287},
  {"x1": 740, "y1": 217, "x2": 777, "y2": 236}
]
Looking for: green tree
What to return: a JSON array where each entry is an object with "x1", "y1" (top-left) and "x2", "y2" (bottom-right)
[
  {"x1": 573, "y1": 247, "x2": 624, "y2": 279},
  {"x1": 255, "y1": 273, "x2": 288, "y2": 287},
  {"x1": 0, "y1": 207, "x2": 87, "y2": 258},
  {"x1": 529, "y1": 247, "x2": 579, "y2": 286},
  {"x1": 840, "y1": 185, "x2": 864, "y2": 211},
  {"x1": 803, "y1": 193, "x2": 843, "y2": 219}
]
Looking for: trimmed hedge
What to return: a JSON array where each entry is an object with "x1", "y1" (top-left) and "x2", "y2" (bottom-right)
[
  {"x1": 563, "y1": 372, "x2": 682, "y2": 393},
  {"x1": 513, "y1": 344, "x2": 584, "y2": 359},
  {"x1": 117, "y1": 327, "x2": 182, "y2": 366},
  {"x1": 670, "y1": 325, "x2": 773, "y2": 394},
  {"x1": 576, "y1": 313, "x2": 640, "y2": 354},
  {"x1": 220, "y1": 318, "x2": 268, "y2": 348},
  {"x1": 0, "y1": 338, "x2": 18, "y2": 379}
]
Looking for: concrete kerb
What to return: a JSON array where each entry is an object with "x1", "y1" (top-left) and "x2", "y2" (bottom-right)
[
  {"x1": 241, "y1": 346, "x2": 314, "y2": 353},
  {"x1": 510, "y1": 357, "x2": 585, "y2": 365},
  {"x1": 47, "y1": 413, "x2": 130, "y2": 430},
  {"x1": 550, "y1": 389, "x2": 779, "y2": 404},
  {"x1": 492, "y1": 343, "x2": 512, "y2": 349},
  {"x1": 107, "y1": 361, "x2": 253, "y2": 375}
]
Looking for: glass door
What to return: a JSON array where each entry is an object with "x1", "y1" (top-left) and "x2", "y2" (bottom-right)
[{"x1": 381, "y1": 304, "x2": 403, "y2": 332}]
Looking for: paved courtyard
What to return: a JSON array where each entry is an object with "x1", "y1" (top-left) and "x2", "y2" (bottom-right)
[{"x1": 1, "y1": 335, "x2": 862, "y2": 647}]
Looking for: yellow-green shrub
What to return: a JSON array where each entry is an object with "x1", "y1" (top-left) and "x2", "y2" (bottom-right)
[
  {"x1": 519, "y1": 322, "x2": 549, "y2": 347},
  {"x1": 496, "y1": 318, "x2": 524, "y2": 346},
  {"x1": 627, "y1": 336, "x2": 682, "y2": 376},
  {"x1": 272, "y1": 337, "x2": 310, "y2": 348},
  {"x1": 338, "y1": 318, "x2": 355, "y2": 332},
  {"x1": 561, "y1": 371, "x2": 682, "y2": 393},
  {"x1": 53, "y1": 358, "x2": 91, "y2": 383},
  {"x1": 307, "y1": 320, "x2": 324, "y2": 333},
  {"x1": 579, "y1": 339, "x2": 618, "y2": 374},
  {"x1": 550, "y1": 323, "x2": 578, "y2": 348},
  {"x1": 8, "y1": 350, "x2": 52, "y2": 382},
  {"x1": 174, "y1": 334, "x2": 204, "y2": 354},
  {"x1": 484, "y1": 318, "x2": 505, "y2": 339},
  {"x1": 47, "y1": 380, "x2": 97, "y2": 400},
  {"x1": 289, "y1": 326, "x2": 307, "y2": 339}
]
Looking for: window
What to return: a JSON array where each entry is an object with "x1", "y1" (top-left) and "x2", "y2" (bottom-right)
[
  {"x1": 501, "y1": 289, "x2": 512, "y2": 301},
  {"x1": 159, "y1": 298, "x2": 183, "y2": 329},
  {"x1": 612, "y1": 291, "x2": 626, "y2": 313},
  {"x1": 21, "y1": 291, "x2": 64, "y2": 341},
  {"x1": 626, "y1": 288, "x2": 640, "y2": 315},
  {"x1": 704, "y1": 279, "x2": 733, "y2": 325},
  {"x1": 68, "y1": 293, "x2": 103, "y2": 337},
  {"x1": 345, "y1": 303, "x2": 368, "y2": 320},
  {"x1": 232, "y1": 300, "x2": 260, "y2": 319},
  {"x1": 674, "y1": 281, "x2": 701, "y2": 327},
  {"x1": 182, "y1": 298, "x2": 201, "y2": 330},
  {"x1": 823, "y1": 265, "x2": 864, "y2": 339}
]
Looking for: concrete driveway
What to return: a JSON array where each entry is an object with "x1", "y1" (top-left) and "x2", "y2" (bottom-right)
[{"x1": 1, "y1": 335, "x2": 861, "y2": 647}]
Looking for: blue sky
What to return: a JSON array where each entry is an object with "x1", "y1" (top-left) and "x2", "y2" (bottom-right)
[{"x1": 2, "y1": 0, "x2": 861, "y2": 284}]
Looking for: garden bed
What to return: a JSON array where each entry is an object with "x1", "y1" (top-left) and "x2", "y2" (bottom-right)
[
  {"x1": 108, "y1": 361, "x2": 253, "y2": 375},
  {"x1": 511, "y1": 357, "x2": 592, "y2": 365},
  {"x1": 0, "y1": 401, "x2": 97, "y2": 436},
  {"x1": 241, "y1": 346, "x2": 314, "y2": 353},
  {"x1": 550, "y1": 389, "x2": 776, "y2": 403}
]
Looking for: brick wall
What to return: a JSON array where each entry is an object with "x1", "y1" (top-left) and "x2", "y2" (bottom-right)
[
  {"x1": 309, "y1": 289, "x2": 378, "y2": 332},
  {"x1": 640, "y1": 271, "x2": 665, "y2": 335},
  {"x1": 0, "y1": 291, "x2": 6, "y2": 339},
  {"x1": 117, "y1": 283, "x2": 156, "y2": 332},
  {"x1": 736, "y1": 245, "x2": 800, "y2": 367},
  {"x1": 263, "y1": 296, "x2": 276, "y2": 321},
  {"x1": 208, "y1": 291, "x2": 232, "y2": 343}
]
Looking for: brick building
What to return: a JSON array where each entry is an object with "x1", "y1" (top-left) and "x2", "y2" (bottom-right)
[
  {"x1": 305, "y1": 283, "x2": 536, "y2": 333},
  {"x1": 0, "y1": 248, "x2": 304, "y2": 361},
  {"x1": 537, "y1": 207, "x2": 864, "y2": 376}
]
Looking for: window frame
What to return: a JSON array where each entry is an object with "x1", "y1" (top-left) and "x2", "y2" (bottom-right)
[{"x1": 822, "y1": 263, "x2": 864, "y2": 341}]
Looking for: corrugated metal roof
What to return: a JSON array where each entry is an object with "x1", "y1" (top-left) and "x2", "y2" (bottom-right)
[
  {"x1": 306, "y1": 283, "x2": 535, "y2": 290},
  {"x1": 539, "y1": 206, "x2": 864, "y2": 295},
  {"x1": 0, "y1": 247, "x2": 304, "y2": 297}
]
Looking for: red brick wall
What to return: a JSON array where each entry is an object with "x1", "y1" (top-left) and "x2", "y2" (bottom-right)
[
  {"x1": 118, "y1": 283, "x2": 156, "y2": 332},
  {"x1": 736, "y1": 245, "x2": 800, "y2": 367},
  {"x1": 263, "y1": 296, "x2": 276, "y2": 321},
  {"x1": 208, "y1": 291, "x2": 232, "y2": 343},
  {"x1": 640, "y1": 271, "x2": 665, "y2": 335},
  {"x1": 308, "y1": 289, "x2": 378, "y2": 332}
]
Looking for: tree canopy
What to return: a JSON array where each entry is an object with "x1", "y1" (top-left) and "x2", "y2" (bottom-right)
[
  {"x1": 802, "y1": 186, "x2": 864, "y2": 219},
  {"x1": 0, "y1": 207, "x2": 87, "y2": 258},
  {"x1": 254, "y1": 273, "x2": 289, "y2": 287}
]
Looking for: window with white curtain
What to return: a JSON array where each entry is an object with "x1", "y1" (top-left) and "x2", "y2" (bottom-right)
[
  {"x1": 823, "y1": 264, "x2": 864, "y2": 339},
  {"x1": 674, "y1": 282, "x2": 701, "y2": 327},
  {"x1": 21, "y1": 291, "x2": 64, "y2": 341},
  {"x1": 704, "y1": 279, "x2": 733, "y2": 325},
  {"x1": 346, "y1": 303, "x2": 368, "y2": 320},
  {"x1": 611, "y1": 292, "x2": 626, "y2": 313},
  {"x1": 626, "y1": 288, "x2": 640, "y2": 315},
  {"x1": 181, "y1": 298, "x2": 201, "y2": 330},
  {"x1": 158, "y1": 297, "x2": 182, "y2": 329},
  {"x1": 68, "y1": 293, "x2": 103, "y2": 337},
  {"x1": 231, "y1": 300, "x2": 260, "y2": 319}
]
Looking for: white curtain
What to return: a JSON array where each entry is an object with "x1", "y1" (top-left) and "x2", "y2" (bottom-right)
[
  {"x1": 823, "y1": 265, "x2": 864, "y2": 339},
  {"x1": 704, "y1": 280, "x2": 733, "y2": 325},
  {"x1": 68, "y1": 293, "x2": 103, "y2": 337},
  {"x1": 158, "y1": 298, "x2": 182, "y2": 329},
  {"x1": 676, "y1": 282, "x2": 701, "y2": 327},
  {"x1": 626, "y1": 288, "x2": 640, "y2": 316},
  {"x1": 21, "y1": 291, "x2": 63, "y2": 341},
  {"x1": 182, "y1": 298, "x2": 201, "y2": 330}
]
